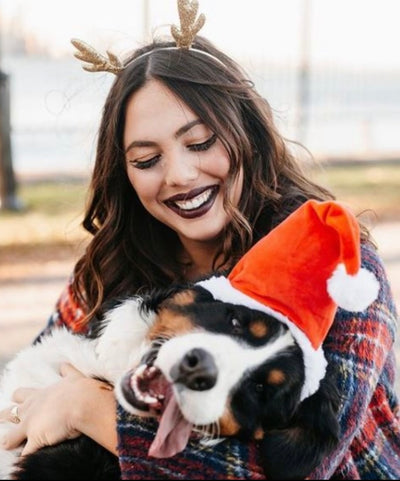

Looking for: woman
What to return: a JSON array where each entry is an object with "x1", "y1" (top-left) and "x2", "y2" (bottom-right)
[{"x1": 1, "y1": 32, "x2": 399, "y2": 479}]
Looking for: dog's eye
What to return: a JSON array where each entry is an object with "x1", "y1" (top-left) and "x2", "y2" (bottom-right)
[
  {"x1": 255, "y1": 383, "x2": 264, "y2": 393},
  {"x1": 140, "y1": 339, "x2": 163, "y2": 365},
  {"x1": 140, "y1": 348, "x2": 158, "y2": 366},
  {"x1": 231, "y1": 318, "x2": 240, "y2": 328},
  {"x1": 230, "y1": 317, "x2": 243, "y2": 335}
]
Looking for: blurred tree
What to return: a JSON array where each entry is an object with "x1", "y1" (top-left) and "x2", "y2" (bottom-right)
[{"x1": 0, "y1": 14, "x2": 22, "y2": 211}]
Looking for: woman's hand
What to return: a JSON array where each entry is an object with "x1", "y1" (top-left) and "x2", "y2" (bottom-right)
[
  {"x1": 0, "y1": 363, "x2": 118, "y2": 457},
  {"x1": 0, "y1": 363, "x2": 86, "y2": 455},
  {"x1": 0, "y1": 364, "x2": 117, "y2": 455}
]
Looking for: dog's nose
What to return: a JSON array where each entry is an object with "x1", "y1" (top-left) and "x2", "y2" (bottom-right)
[{"x1": 173, "y1": 348, "x2": 218, "y2": 391}]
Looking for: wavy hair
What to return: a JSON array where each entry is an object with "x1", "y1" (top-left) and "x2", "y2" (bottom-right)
[{"x1": 72, "y1": 36, "x2": 368, "y2": 326}]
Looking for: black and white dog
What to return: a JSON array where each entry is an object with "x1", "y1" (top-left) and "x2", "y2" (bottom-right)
[{"x1": 0, "y1": 284, "x2": 340, "y2": 480}]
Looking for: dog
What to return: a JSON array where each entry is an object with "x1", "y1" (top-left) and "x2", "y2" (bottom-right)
[{"x1": 0, "y1": 283, "x2": 341, "y2": 480}]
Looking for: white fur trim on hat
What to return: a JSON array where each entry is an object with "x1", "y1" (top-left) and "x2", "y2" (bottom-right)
[
  {"x1": 327, "y1": 263, "x2": 380, "y2": 312},
  {"x1": 197, "y1": 276, "x2": 327, "y2": 401}
]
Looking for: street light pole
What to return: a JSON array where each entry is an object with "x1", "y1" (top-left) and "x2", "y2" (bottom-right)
[
  {"x1": 143, "y1": 0, "x2": 151, "y2": 42},
  {"x1": 296, "y1": 0, "x2": 311, "y2": 145}
]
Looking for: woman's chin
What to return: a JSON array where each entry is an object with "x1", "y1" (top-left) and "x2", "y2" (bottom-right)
[{"x1": 177, "y1": 222, "x2": 226, "y2": 244}]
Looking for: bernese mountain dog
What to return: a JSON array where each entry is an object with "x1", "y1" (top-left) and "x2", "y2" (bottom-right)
[{"x1": 0, "y1": 284, "x2": 340, "y2": 480}]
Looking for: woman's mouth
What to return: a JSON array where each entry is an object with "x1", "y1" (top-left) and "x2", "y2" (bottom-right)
[{"x1": 164, "y1": 186, "x2": 219, "y2": 219}]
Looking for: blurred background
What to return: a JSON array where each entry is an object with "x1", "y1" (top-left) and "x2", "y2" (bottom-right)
[{"x1": 0, "y1": 0, "x2": 399, "y2": 390}]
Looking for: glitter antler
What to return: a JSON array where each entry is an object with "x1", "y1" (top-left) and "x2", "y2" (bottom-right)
[
  {"x1": 171, "y1": 0, "x2": 206, "y2": 49},
  {"x1": 71, "y1": 1, "x2": 206, "y2": 75},
  {"x1": 71, "y1": 38, "x2": 123, "y2": 74}
]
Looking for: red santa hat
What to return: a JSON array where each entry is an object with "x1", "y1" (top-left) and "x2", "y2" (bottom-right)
[{"x1": 197, "y1": 200, "x2": 380, "y2": 400}]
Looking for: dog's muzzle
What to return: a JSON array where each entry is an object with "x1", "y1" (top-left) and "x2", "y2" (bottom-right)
[{"x1": 169, "y1": 348, "x2": 218, "y2": 391}]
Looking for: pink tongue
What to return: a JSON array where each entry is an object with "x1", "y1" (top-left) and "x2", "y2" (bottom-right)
[{"x1": 148, "y1": 394, "x2": 193, "y2": 458}]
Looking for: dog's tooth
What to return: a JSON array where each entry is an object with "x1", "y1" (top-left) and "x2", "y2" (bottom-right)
[
  {"x1": 145, "y1": 366, "x2": 157, "y2": 378},
  {"x1": 136, "y1": 391, "x2": 145, "y2": 401},
  {"x1": 130, "y1": 374, "x2": 137, "y2": 390},
  {"x1": 135, "y1": 364, "x2": 147, "y2": 378},
  {"x1": 132, "y1": 372, "x2": 146, "y2": 401},
  {"x1": 132, "y1": 378, "x2": 141, "y2": 396},
  {"x1": 143, "y1": 394, "x2": 158, "y2": 404},
  {"x1": 150, "y1": 390, "x2": 164, "y2": 400}
]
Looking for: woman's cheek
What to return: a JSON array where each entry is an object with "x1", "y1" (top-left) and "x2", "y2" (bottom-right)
[{"x1": 127, "y1": 171, "x2": 156, "y2": 202}]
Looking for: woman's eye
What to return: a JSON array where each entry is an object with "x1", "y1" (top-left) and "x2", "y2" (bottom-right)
[
  {"x1": 130, "y1": 155, "x2": 161, "y2": 170},
  {"x1": 188, "y1": 134, "x2": 217, "y2": 152}
]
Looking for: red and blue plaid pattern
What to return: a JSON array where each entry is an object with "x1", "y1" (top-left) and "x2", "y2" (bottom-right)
[{"x1": 40, "y1": 243, "x2": 400, "y2": 479}]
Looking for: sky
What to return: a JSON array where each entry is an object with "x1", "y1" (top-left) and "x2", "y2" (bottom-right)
[{"x1": 1, "y1": 0, "x2": 400, "y2": 69}]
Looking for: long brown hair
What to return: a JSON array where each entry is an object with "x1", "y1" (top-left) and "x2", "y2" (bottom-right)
[{"x1": 72, "y1": 36, "x2": 365, "y2": 326}]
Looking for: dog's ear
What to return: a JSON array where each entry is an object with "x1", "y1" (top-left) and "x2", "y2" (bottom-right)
[
  {"x1": 191, "y1": 285, "x2": 216, "y2": 303},
  {"x1": 141, "y1": 284, "x2": 216, "y2": 314},
  {"x1": 141, "y1": 285, "x2": 187, "y2": 313},
  {"x1": 259, "y1": 369, "x2": 341, "y2": 480}
]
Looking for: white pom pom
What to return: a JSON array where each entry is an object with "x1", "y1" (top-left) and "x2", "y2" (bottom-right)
[{"x1": 327, "y1": 263, "x2": 380, "y2": 312}]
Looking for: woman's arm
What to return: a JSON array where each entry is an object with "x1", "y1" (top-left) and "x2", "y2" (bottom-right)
[
  {"x1": 34, "y1": 277, "x2": 88, "y2": 343},
  {"x1": 1, "y1": 280, "x2": 119, "y2": 458},
  {"x1": 309, "y1": 244, "x2": 399, "y2": 479},
  {"x1": 73, "y1": 369, "x2": 118, "y2": 456}
]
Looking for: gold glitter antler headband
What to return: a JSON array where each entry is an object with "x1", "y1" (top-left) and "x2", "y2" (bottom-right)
[
  {"x1": 71, "y1": 39, "x2": 124, "y2": 74},
  {"x1": 71, "y1": 0, "x2": 206, "y2": 75},
  {"x1": 171, "y1": 0, "x2": 206, "y2": 49}
]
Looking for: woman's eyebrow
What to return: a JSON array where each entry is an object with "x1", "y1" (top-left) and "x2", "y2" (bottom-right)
[
  {"x1": 125, "y1": 139, "x2": 157, "y2": 154},
  {"x1": 125, "y1": 119, "x2": 204, "y2": 154},
  {"x1": 174, "y1": 119, "x2": 204, "y2": 138}
]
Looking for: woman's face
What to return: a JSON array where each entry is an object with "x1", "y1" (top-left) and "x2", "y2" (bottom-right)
[{"x1": 124, "y1": 79, "x2": 243, "y2": 245}]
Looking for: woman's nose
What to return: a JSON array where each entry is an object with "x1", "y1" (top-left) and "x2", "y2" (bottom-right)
[{"x1": 164, "y1": 152, "x2": 199, "y2": 186}]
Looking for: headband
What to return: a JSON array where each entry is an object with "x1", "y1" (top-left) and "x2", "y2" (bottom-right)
[{"x1": 71, "y1": 0, "x2": 209, "y2": 75}]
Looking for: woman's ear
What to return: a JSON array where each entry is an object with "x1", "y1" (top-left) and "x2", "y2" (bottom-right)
[{"x1": 259, "y1": 371, "x2": 341, "y2": 480}]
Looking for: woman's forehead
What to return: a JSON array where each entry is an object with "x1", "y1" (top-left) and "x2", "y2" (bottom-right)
[{"x1": 124, "y1": 80, "x2": 210, "y2": 143}]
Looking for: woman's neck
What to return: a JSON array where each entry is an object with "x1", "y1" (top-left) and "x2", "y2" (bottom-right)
[{"x1": 179, "y1": 238, "x2": 224, "y2": 281}]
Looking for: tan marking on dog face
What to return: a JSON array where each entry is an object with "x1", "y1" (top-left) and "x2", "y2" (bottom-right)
[
  {"x1": 169, "y1": 289, "x2": 197, "y2": 306},
  {"x1": 253, "y1": 427, "x2": 265, "y2": 440},
  {"x1": 147, "y1": 308, "x2": 195, "y2": 341},
  {"x1": 219, "y1": 408, "x2": 241, "y2": 436},
  {"x1": 267, "y1": 369, "x2": 286, "y2": 385},
  {"x1": 249, "y1": 320, "x2": 268, "y2": 338}
]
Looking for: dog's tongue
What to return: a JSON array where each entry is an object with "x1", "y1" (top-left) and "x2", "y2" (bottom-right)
[{"x1": 148, "y1": 392, "x2": 193, "y2": 458}]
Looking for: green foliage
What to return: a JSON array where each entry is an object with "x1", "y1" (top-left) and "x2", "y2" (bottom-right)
[
  {"x1": 0, "y1": 179, "x2": 88, "y2": 246},
  {"x1": 311, "y1": 162, "x2": 400, "y2": 221},
  {"x1": 19, "y1": 180, "x2": 87, "y2": 217}
]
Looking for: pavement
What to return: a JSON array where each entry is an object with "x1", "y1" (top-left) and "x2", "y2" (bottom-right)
[{"x1": 1, "y1": 221, "x2": 399, "y2": 393}]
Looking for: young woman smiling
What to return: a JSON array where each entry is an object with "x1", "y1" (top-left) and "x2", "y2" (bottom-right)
[{"x1": 1, "y1": 14, "x2": 399, "y2": 481}]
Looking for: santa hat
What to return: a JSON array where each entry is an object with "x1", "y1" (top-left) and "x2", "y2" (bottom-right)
[{"x1": 197, "y1": 200, "x2": 380, "y2": 400}]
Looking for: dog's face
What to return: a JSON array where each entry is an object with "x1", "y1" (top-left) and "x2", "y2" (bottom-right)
[
  {"x1": 118, "y1": 285, "x2": 303, "y2": 430},
  {"x1": 116, "y1": 284, "x2": 340, "y2": 479}
]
